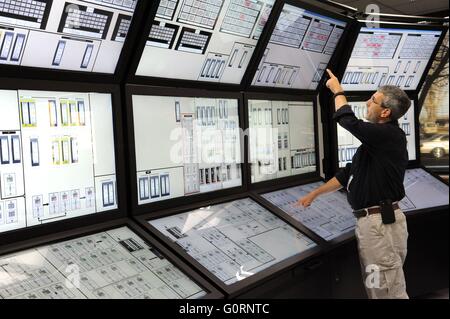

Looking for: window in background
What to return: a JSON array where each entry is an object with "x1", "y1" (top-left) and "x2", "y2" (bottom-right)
[{"x1": 419, "y1": 30, "x2": 449, "y2": 175}]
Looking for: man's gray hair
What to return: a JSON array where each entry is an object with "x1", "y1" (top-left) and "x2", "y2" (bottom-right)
[{"x1": 378, "y1": 85, "x2": 411, "y2": 120}]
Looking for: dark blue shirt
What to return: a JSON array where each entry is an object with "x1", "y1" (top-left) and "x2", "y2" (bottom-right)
[{"x1": 334, "y1": 105, "x2": 409, "y2": 210}]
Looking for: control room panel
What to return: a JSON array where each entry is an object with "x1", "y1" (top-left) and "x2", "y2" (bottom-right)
[
  {"x1": 136, "y1": 0, "x2": 275, "y2": 84},
  {"x1": 252, "y1": 3, "x2": 347, "y2": 90},
  {"x1": 0, "y1": 227, "x2": 207, "y2": 299},
  {"x1": 262, "y1": 181, "x2": 354, "y2": 241},
  {"x1": 132, "y1": 95, "x2": 242, "y2": 205},
  {"x1": 149, "y1": 197, "x2": 316, "y2": 285},
  {"x1": 248, "y1": 100, "x2": 316, "y2": 183},
  {"x1": 342, "y1": 27, "x2": 442, "y2": 91},
  {"x1": 0, "y1": 89, "x2": 118, "y2": 234},
  {"x1": 0, "y1": 0, "x2": 137, "y2": 73},
  {"x1": 399, "y1": 168, "x2": 449, "y2": 212}
]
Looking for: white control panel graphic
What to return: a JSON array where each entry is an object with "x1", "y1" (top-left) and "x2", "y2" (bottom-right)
[
  {"x1": 248, "y1": 100, "x2": 316, "y2": 183},
  {"x1": 133, "y1": 95, "x2": 242, "y2": 205},
  {"x1": 136, "y1": 0, "x2": 274, "y2": 84},
  {"x1": 399, "y1": 168, "x2": 449, "y2": 212},
  {"x1": 149, "y1": 197, "x2": 316, "y2": 285},
  {"x1": 0, "y1": 89, "x2": 117, "y2": 234},
  {"x1": 251, "y1": 4, "x2": 347, "y2": 90},
  {"x1": 262, "y1": 181, "x2": 354, "y2": 241},
  {"x1": 342, "y1": 27, "x2": 442, "y2": 91},
  {"x1": 0, "y1": 227, "x2": 206, "y2": 299},
  {"x1": 0, "y1": 0, "x2": 137, "y2": 73}
]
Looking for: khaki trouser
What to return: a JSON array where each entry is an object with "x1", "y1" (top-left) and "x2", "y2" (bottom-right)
[{"x1": 355, "y1": 209, "x2": 409, "y2": 299}]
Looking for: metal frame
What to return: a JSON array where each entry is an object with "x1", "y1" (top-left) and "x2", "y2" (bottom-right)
[
  {"x1": 125, "y1": 84, "x2": 248, "y2": 217},
  {"x1": 0, "y1": 0, "x2": 150, "y2": 84},
  {"x1": 0, "y1": 217, "x2": 223, "y2": 299},
  {"x1": 0, "y1": 78, "x2": 127, "y2": 246},
  {"x1": 358, "y1": 13, "x2": 449, "y2": 23},
  {"x1": 244, "y1": 92, "x2": 322, "y2": 193},
  {"x1": 134, "y1": 191, "x2": 325, "y2": 298},
  {"x1": 318, "y1": 0, "x2": 358, "y2": 14},
  {"x1": 243, "y1": 0, "x2": 356, "y2": 96}
]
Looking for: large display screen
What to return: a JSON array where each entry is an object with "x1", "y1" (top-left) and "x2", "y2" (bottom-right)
[
  {"x1": 0, "y1": 0, "x2": 137, "y2": 73},
  {"x1": 136, "y1": 0, "x2": 274, "y2": 83},
  {"x1": 399, "y1": 168, "x2": 449, "y2": 212},
  {"x1": 0, "y1": 90, "x2": 117, "y2": 234},
  {"x1": 0, "y1": 227, "x2": 206, "y2": 299},
  {"x1": 262, "y1": 182, "x2": 354, "y2": 241},
  {"x1": 342, "y1": 27, "x2": 442, "y2": 91},
  {"x1": 251, "y1": 4, "x2": 347, "y2": 90},
  {"x1": 149, "y1": 197, "x2": 316, "y2": 285},
  {"x1": 248, "y1": 100, "x2": 316, "y2": 183},
  {"x1": 337, "y1": 100, "x2": 416, "y2": 167},
  {"x1": 133, "y1": 95, "x2": 242, "y2": 205}
]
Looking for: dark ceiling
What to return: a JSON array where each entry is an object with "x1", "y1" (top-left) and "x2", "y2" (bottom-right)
[{"x1": 336, "y1": 0, "x2": 449, "y2": 16}]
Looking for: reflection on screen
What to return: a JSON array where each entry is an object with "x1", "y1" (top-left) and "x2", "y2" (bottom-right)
[
  {"x1": 0, "y1": 89, "x2": 117, "y2": 234},
  {"x1": 251, "y1": 4, "x2": 347, "y2": 90},
  {"x1": 0, "y1": 227, "x2": 206, "y2": 299},
  {"x1": 399, "y1": 168, "x2": 449, "y2": 212},
  {"x1": 342, "y1": 27, "x2": 442, "y2": 91},
  {"x1": 0, "y1": 0, "x2": 137, "y2": 73},
  {"x1": 136, "y1": 0, "x2": 274, "y2": 83},
  {"x1": 337, "y1": 100, "x2": 416, "y2": 167},
  {"x1": 262, "y1": 181, "x2": 354, "y2": 241},
  {"x1": 248, "y1": 100, "x2": 316, "y2": 183},
  {"x1": 132, "y1": 95, "x2": 242, "y2": 205},
  {"x1": 149, "y1": 197, "x2": 316, "y2": 285}
]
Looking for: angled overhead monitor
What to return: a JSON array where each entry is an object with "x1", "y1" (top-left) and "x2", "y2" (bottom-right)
[
  {"x1": 251, "y1": 2, "x2": 348, "y2": 90},
  {"x1": 132, "y1": 94, "x2": 242, "y2": 205},
  {"x1": 337, "y1": 99, "x2": 417, "y2": 167},
  {"x1": 135, "y1": 0, "x2": 275, "y2": 84},
  {"x1": 248, "y1": 99, "x2": 317, "y2": 183},
  {"x1": 342, "y1": 24, "x2": 443, "y2": 92},
  {"x1": 0, "y1": 89, "x2": 118, "y2": 234},
  {"x1": 0, "y1": 0, "x2": 138, "y2": 73}
]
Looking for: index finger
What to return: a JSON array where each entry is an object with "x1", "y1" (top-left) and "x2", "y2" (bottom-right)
[
  {"x1": 326, "y1": 69, "x2": 336, "y2": 79},
  {"x1": 293, "y1": 201, "x2": 302, "y2": 208}
]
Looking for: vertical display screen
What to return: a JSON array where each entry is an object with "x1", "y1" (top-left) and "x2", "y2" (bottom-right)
[
  {"x1": 132, "y1": 95, "x2": 242, "y2": 205},
  {"x1": 248, "y1": 100, "x2": 317, "y2": 183},
  {"x1": 0, "y1": 89, "x2": 118, "y2": 234}
]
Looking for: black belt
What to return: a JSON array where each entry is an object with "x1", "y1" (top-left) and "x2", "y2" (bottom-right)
[{"x1": 353, "y1": 203, "x2": 400, "y2": 219}]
